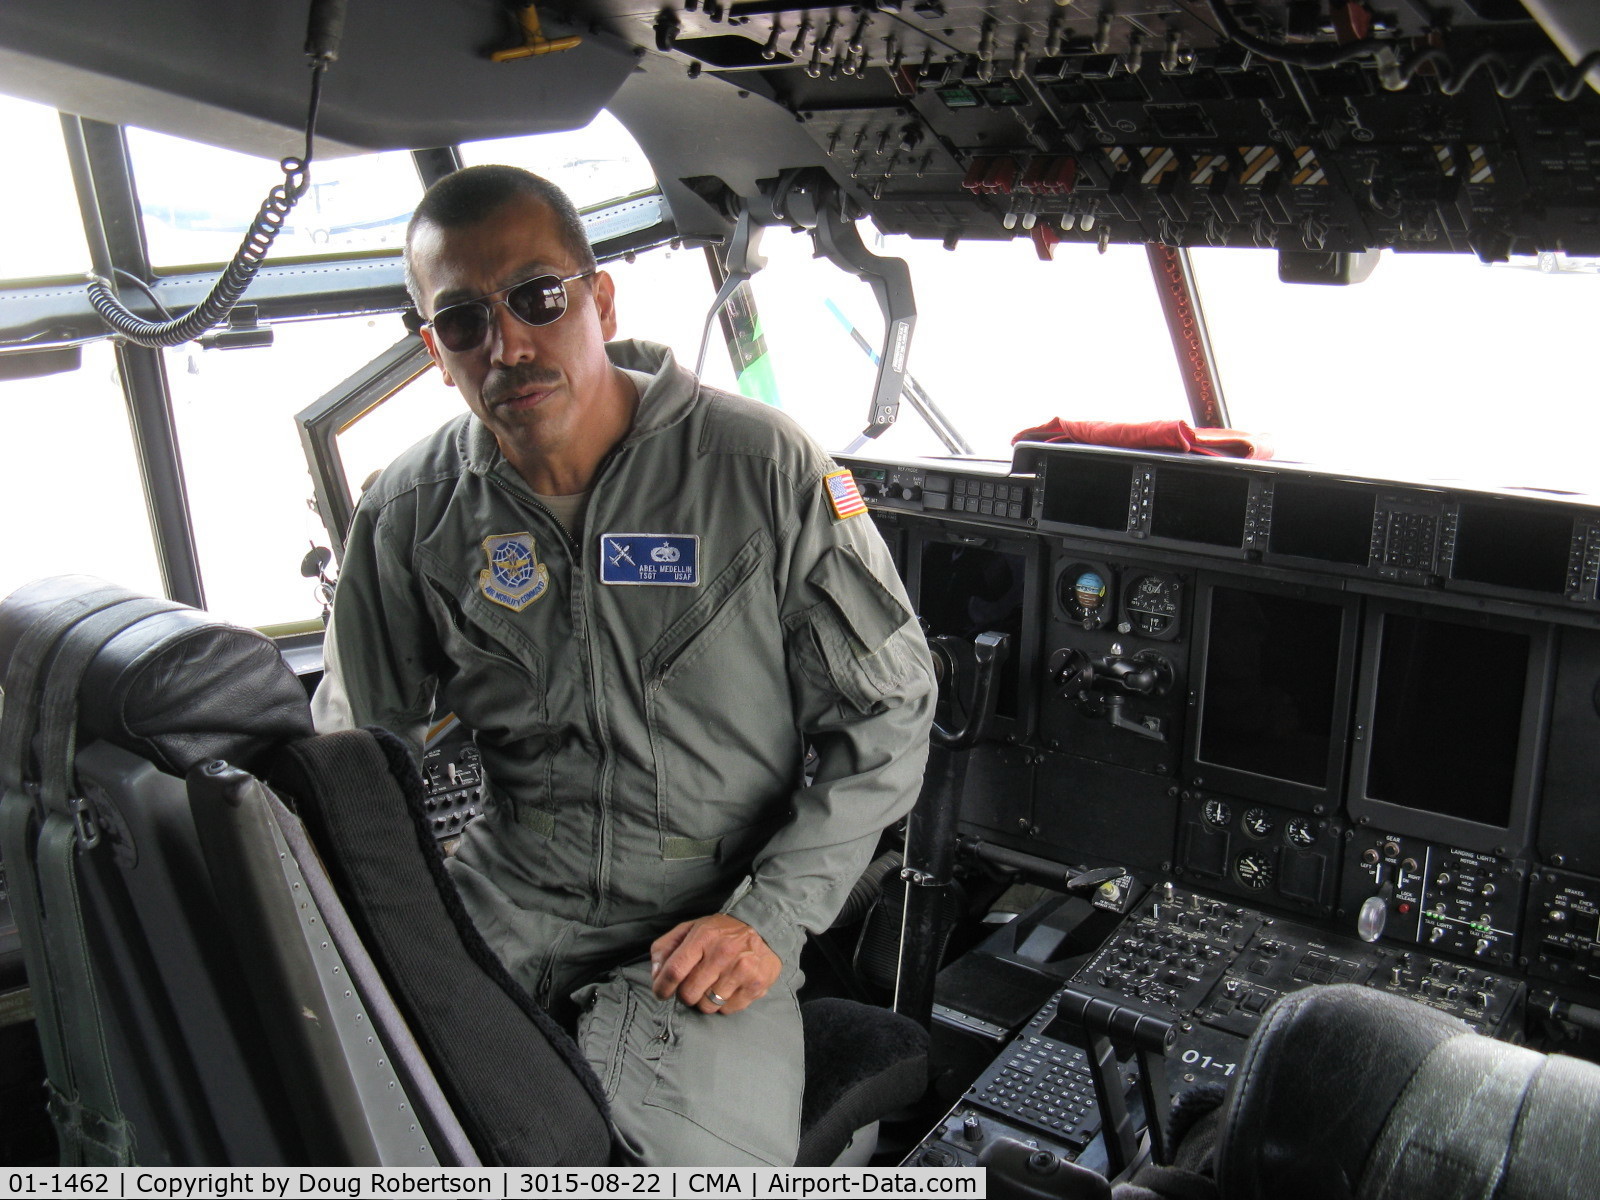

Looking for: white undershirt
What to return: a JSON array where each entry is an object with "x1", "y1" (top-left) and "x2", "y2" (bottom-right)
[{"x1": 535, "y1": 489, "x2": 591, "y2": 543}]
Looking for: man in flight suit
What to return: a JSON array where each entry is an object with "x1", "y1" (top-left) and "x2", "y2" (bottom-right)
[{"x1": 313, "y1": 165, "x2": 936, "y2": 1165}]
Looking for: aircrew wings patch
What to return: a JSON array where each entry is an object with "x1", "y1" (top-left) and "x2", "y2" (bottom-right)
[{"x1": 824, "y1": 468, "x2": 867, "y2": 521}]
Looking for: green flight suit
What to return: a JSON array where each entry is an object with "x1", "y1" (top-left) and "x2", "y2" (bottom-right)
[{"x1": 314, "y1": 339, "x2": 936, "y2": 1164}]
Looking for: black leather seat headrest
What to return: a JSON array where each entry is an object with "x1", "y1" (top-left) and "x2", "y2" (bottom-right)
[
  {"x1": 0, "y1": 576, "x2": 314, "y2": 777},
  {"x1": 1215, "y1": 983, "x2": 1600, "y2": 1200}
]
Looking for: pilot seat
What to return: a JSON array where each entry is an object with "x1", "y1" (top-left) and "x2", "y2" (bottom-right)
[{"x1": 0, "y1": 575, "x2": 926, "y2": 1167}]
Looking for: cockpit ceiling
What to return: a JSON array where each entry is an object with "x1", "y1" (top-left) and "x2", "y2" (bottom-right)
[
  {"x1": 0, "y1": 0, "x2": 638, "y2": 159},
  {"x1": 5, "y1": 0, "x2": 1600, "y2": 258}
]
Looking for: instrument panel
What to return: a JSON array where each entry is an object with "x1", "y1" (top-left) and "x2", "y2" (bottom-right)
[{"x1": 843, "y1": 444, "x2": 1600, "y2": 1037}]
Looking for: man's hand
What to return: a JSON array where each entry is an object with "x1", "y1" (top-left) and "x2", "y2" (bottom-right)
[{"x1": 650, "y1": 913, "x2": 782, "y2": 1015}]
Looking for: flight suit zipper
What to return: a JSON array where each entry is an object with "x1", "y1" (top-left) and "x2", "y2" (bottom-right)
[
  {"x1": 483, "y1": 473, "x2": 580, "y2": 558},
  {"x1": 575, "y1": 444, "x2": 629, "y2": 925},
  {"x1": 534, "y1": 921, "x2": 576, "y2": 1009},
  {"x1": 484, "y1": 446, "x2": 631, "y2": 928}
]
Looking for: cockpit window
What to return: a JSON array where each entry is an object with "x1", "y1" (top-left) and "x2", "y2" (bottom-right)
[
  {"x1": 164, "y1": 314, "x2": 412, "y2": 629},
  {"x1": 127, "y1": 128, "x2": 423, "y2": 268},
  {"x1": 0, "y1": 92, "x2": 91, "y2": 282},
  {"x1": 0, "y1": 342, "x2": 164, "y2": 601},
  {"x1": 744, "y1": 225, "x2": 1188, "y2": 459},
  {"x1": 1190, "y1": 248, "x2": 1600, "y2": 494},
  {"x1": 458, "y1": 111, "x2": 659, "y2": 211}
]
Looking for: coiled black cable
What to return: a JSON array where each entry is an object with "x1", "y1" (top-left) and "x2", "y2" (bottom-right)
[
  {"x1": 1386, "y1": 46, "x2": 1600, "y2": 100},
  {"x1": 1203, "y1": 0, "x2": 1600, "y2": 103},
  {"x1": 87, "y1": 55, "x2": 329, "y2": 348},
  {"x1": 109, "y1": 266, "x2": 175, "y2": 321}
]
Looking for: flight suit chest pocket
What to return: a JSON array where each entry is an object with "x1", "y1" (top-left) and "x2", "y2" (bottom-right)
[
  {"x1": 640, "y1": 529, "x2": 770, "y2": 686},
  {"x1": 639, "y1": 530, "x2": 778, "y2": 850},
  {"x1": 417, "y1": 551, "x2": 548, "y2": 732},
  {"x1": 806, "y1": 543, "x2": 922, "y2": 713}
]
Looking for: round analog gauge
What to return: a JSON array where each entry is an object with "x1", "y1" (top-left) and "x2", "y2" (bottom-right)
[
  {"x1": 1236, "y1": 852, "x2": 1274, "y2": 890},
  {"x1": 1124, "y1": 573, "x2": 1182, "y2": 639},
  {"x1": 1203, "y1": 798, "x2": 1232, "y2": 827},
  {"x1": 1285, "y1": 817, "x2": 1317, "y2": 848},
  {"x1": 1243, "y1": 807, "x2": 1274, "y2": 839},
  {"x1": 1060, "y1": 565, "x2": 1111, "y2": 628}
]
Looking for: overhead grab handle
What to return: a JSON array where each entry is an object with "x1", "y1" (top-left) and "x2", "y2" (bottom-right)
[
  {"x1": 694, "y1": 204, "x2": 767, "y2": 377},
  {"x1": 769, "y1": 169, "x2": 917, "y2": 440},
  {"x1": 701, "y1": 170, "x2": 917, "y2": 440},
  {"x1": 807, "y1": 189, "x2": 916, "y2": 440}
]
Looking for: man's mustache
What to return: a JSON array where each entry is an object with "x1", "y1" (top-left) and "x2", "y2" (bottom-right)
[{"x1": 485, "y1": 364, "x2": 562, "y2": 406}]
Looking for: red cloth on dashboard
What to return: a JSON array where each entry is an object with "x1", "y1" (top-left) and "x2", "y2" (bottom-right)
[{"x1": 1013, "y1": 418, "x2": 1272, "y2": 460}]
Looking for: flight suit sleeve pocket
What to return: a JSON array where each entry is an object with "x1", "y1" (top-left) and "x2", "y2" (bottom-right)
[{"x1": 806, "y1": 544, "x2": 922, "y2": 712}]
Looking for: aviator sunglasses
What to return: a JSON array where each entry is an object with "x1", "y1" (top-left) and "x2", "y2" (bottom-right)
[{"x1": 422, "y1": 269, "x2": 595, "y2": 352}]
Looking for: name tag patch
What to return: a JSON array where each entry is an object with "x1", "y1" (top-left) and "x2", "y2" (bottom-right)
[{"x1": 599, "y1": 533, "x2": 700, "y2": 586}]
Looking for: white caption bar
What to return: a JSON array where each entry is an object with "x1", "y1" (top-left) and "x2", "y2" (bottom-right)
[{"x1": 2, "y1": 1168, "x2": 987, "y2": 1200}]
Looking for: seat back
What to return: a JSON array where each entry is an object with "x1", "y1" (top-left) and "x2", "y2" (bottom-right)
[
  {"x1": 265, "y1": 727, "x2": 612, "y2": 1164},
  {"x1": 0, "y1": 576, "x2": 610, "y2": 1166},
  {"x1": 1212, "y1": 984, "x2": 1600, "y2": 1200},
  {"x1": 0, "y1": 577, "x2": 321, "y2": 1163}
]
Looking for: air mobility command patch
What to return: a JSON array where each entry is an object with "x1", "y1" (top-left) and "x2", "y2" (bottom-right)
[
  {"x1": 479, "y1": 532, "x2": 549, "y2": 611},
  {"x1": 824, "y1": 468, "x2": 867, "y2": 520}
]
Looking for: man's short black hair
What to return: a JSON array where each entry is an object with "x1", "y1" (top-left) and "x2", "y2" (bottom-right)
[{"x1": 404, "y1": 164, "x2": 597, "y2": 310}]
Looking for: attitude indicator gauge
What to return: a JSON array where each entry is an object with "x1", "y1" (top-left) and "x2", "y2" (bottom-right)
[{"x1": 1060, "y1": 563, "x2": 1113, "y2": 629}]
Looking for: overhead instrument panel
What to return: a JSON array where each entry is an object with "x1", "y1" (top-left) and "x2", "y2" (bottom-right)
[
  {"x1": 9, "y1": 0, "x2": 1600, "y2": 255},
  {"x1": 585, "y1": 0, "x2": 1600, "y2": 258}
]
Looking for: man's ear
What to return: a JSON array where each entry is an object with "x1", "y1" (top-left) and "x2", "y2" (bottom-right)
[
  {"x1": 418, "y1": 325, "x2": 456, "y2": 389},
  {"x1": 593, "y1": 270, "x2": 619, "y2": 341}
]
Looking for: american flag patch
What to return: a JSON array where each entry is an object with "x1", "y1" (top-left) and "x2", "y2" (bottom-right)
[{"x1": 824, "y1": 468, "x2": 867, "y2": 520}]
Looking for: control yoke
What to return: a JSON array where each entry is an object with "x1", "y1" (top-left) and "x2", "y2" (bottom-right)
[
  {"x1": 896, "y1": 629, "x2": 1010, "y2": 1028},
  {"x1": 930, "y1": 630, "x2": 1010, "y2": 750}
]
